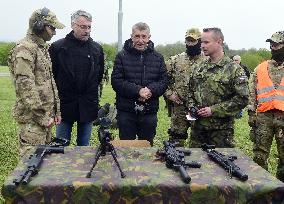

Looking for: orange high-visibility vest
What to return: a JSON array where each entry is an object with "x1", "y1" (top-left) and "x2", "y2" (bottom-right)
[{"x1": 256, "y1": 60, "x2": 284, "y2": 112}]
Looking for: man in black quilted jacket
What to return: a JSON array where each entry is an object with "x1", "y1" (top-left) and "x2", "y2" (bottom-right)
[{"x1": 111, "y1": 22, "x2": 169, "y2": 146}]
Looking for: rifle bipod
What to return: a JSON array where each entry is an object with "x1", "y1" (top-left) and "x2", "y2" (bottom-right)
[{"x1": 86, "y1": 142, "x2": 126, "y2": 178}]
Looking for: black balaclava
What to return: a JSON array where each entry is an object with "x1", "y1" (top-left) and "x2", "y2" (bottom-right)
[
  {"x1": 271, "y1": 45, "x2": 284, "y2": 64},
  {"x1": 186, "y1": 41, "x2": 201, "y2": 57}
]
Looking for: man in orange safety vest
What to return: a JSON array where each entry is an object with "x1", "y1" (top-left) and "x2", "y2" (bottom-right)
[{"x1": 248, "y1": 31, "x2": 284, "y2": 182}]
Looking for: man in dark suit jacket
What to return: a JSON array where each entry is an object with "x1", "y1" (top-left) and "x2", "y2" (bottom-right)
[{"x1": 49, "y1": 10, "x2": 104, "y2": 146}]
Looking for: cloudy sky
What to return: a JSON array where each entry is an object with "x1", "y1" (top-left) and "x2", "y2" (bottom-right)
[{"x1": 1, "y1": 0, "x2": 283, "y2": 50}]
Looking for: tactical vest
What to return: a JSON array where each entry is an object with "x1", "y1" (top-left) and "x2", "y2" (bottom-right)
[{"x1": 256, "y1": 60, "x2": 284, "y2": 112}]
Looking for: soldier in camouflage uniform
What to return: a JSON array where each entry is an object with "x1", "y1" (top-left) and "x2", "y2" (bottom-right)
[
  {"x1": 184, "y1": 27, "x2": 249, "y2": 148},
  {"x1": 248, "y1": 31, "x2": 284, "y2": 182},
  {"x1": 8, "y1": 8, "x2": 64, "y2": 156},
  {"x1": 164, "y1": 28, "x2": 204, "y2": 146},
  {"x1": 98, "y1": 54, "x2": 111, "y2": 99}
]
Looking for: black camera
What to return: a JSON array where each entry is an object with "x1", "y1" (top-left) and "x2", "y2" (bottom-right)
[
  {"x1": 189, "y1": 107, "x2": 200, "y2": 120},
  {"x1": 97, "y1": 117, "x2": 112, "y2": 145}
]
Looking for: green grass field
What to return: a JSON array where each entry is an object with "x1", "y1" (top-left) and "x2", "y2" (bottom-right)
[
  {"x1": 0, "y1": 70, "x2": 279, "y2": 202},
  {"x1": 0, "y1": 66, "x2": 9, "y2": 72}
]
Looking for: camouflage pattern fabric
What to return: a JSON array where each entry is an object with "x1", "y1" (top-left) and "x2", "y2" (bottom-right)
[
  {"x1": 8, "y1": 31, "x2": 61, "y2": 156},
  {"x1": 98, "y1": 61, "x2": 111, "y2": 98},
  {"x1": 2, "y1": 147, "x2": 284, "y2": 204},
  {"x1": 190, "y1": 128, "x2": 234, "y2": 148},
  {"x1": 248, "y1": 60, "x2": 284, "y2": 182},
  {"x1": 28, "y1": 8, "x2": 65, "y2": 30},
  {"x1": 18, "y1": 122, "x2": 52, "y2": 156},
  {"x1": 164, "y1": 53, "x2": 204, "y2": 144},
  {"x1": 184, "y1": 55, "x2": 249, "y2": 147}
]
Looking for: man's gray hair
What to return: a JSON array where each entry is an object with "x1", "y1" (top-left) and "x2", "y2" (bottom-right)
[
  {"x1": 132, "y1": 22, "x2": 150, "y2": 34},
  {"x1": 71, "y1": 10, "x2": 92, "y2": 23},
  {"x1": 203, "y1": 27, "x2": 224, "y2": 44}
]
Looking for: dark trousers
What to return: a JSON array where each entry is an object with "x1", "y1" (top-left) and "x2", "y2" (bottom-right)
[{"x1": 117, "y1": 110, "x2": 157, "y2": 146}]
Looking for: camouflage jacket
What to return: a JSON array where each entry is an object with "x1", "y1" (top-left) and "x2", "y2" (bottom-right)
[
  {"x1": 248, "y1": 60, "x2": 284, "y2": 112},
  {"x1": 185, "y1": 55, "x2": 249, "y2": 129},
  {"x1": 8, "y1": 30, "x2": 60, "y2": 126},
  {"x1": 164, "y1": 52, "x2": 204, "y2": 99}
]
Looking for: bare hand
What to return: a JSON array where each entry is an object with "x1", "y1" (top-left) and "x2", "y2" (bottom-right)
[
  {"x1": 144, "y1": 87, "x2": 152, "y2": 99},
  {"x1": 138, "y1": 97, "x2": 146, "y2": 102},
  {"x1": 54, "y1": 116, "x2": 62, "y2": 125},
  {"x1": 197, "y1": 107, "x2": 212, "y2": 117},
  {"x1": 168, "y1": 93, "x2": 183, "y2": 104},
  {"x1": 45, "y1": 118, "x2": 55, "y2": 128},
  {"x1": 139, "y1": 87, "x2": 152, "y2": 100}
]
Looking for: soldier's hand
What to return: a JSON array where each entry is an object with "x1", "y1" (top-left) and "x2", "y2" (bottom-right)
[
  {"x1": 197, "y1": 107, "x2": 212, "y2": 117},
  {"x1": 45, "y1": 118, "x2": 55, "y2": 128},
  {"x1": 55, "y1": 116, "x2": 61, "y2": 125},
  {"x1": 168, "y1": 93, "x2": 183, "y2": 104}
]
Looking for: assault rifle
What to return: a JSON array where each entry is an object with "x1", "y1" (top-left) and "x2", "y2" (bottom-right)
[
  {"x1": 201, "y1": 143, "x2": 248, "y2": 181},
  {"x1": 156, "y1": 140, "x2": 201, "y2": 183},
  {"x1": 13, "y1": 138, "x2": 67, "y2": 186}
]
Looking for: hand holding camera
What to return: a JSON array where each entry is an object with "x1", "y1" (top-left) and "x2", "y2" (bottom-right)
[{"x1": 186, "y1": 106, "x2": 212, "y2": 120}]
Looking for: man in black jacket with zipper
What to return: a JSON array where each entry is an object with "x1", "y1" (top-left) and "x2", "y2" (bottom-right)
[
  {"x1": 111, "y1": 22, "x2": 169, "y2": 146},
  {"x1": 49, "y1": 10, "x2": 104, "y2": 146}
]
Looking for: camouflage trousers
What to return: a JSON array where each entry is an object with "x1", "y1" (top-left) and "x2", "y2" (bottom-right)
[
  {"x1": 18, "y1": 121, "x2": 52, "y2": 157},
  {"x1": 251, "y1": 111, "x2": 284, "y2": 182},
  {"x1": 169, "y1": 104, "x2": 190, "y2": 146},
  {"x1": 189, "y1": 126, "x2": 235, "y2": 148}
]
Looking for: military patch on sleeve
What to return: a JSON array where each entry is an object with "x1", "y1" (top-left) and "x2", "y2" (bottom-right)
[{"x1": 238, "y1": 75, "x2": 248, "y2": 82}]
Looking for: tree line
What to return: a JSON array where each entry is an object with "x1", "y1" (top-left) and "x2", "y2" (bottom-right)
[{"x1": 0, "y1": 41, "x2": 271, "y2": 71}]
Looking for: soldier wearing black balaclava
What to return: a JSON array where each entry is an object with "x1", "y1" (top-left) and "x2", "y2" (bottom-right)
[
  {"x1": 164, "y1": 28, "x2": 205, "y2": 146},
  {"x1": 248, "y1": 31, "x2": 284, "y2": 182}
]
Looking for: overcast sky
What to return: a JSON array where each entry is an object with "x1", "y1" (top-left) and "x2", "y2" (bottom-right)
[{"x1": 1, "y1": 0, "x2": 283, "y2": 50}]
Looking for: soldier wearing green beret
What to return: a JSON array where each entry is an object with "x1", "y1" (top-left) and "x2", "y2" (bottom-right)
[
  {"x1": 8, "y1": 8, "x2": 64, "y2": 156},
  {"x1": 184, "y1": 27, "x2": 249, "y2": 148}
]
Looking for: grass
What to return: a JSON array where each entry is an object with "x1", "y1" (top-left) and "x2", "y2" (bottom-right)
[
  {"x1": 0, "y1": 68, "x2": 279, "y2": 202},
  {"x1": 0, "y1": 66, "x2": 9, "y2": 72}
]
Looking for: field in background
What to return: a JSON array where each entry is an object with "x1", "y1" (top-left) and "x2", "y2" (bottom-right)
[{"x1": 0, "y1": 69, "x2": 278, "y2": 202}]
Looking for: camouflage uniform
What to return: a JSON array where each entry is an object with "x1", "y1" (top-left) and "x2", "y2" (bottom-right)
[
  {"x1": 164, "y1": 28, "x2": 204, "y2": 146},
  {"x1": 185, "y1": 55, "x2": 249, "y2": 148},
  {"x1": 248, "y1": 51, "x2": 284, "y2": 181},
  {"x1": 164, "y1": 53, "x2": 204, "y2": 143},
  {"x1": 98, "y1": 60, "x2": 111, "y2": 98},
  {"x1": 8, "y1": 8, "x2": 64, "y2": 156}
]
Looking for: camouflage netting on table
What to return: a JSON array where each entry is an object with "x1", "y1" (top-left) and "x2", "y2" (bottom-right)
[{"x1": 2, "y1": 147, "x2": 284, "y2": 204}]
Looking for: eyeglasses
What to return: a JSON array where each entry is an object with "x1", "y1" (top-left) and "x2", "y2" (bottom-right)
[
  {"x1": 46, "y1": 25, "x2": 56, "y2": 31},
  {"x1": 74, "y1": 23, "x2": 91, "y2": 30}
]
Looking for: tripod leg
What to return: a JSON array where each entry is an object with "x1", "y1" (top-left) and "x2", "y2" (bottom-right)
[
  {"x1": 86, "y1": 145, "x2": 102, "y2": 178},
  {"x1": 109, "y1": 145, "x2": 126, "y2": 178}
]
